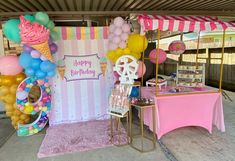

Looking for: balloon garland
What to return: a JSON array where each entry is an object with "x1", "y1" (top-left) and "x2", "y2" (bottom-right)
[
  {"x1": 2, "y1": 12, "x2": 58, "y2": 136},
  {"x1": 107, "y1": 17, "x2": 148, "y2": 64}
]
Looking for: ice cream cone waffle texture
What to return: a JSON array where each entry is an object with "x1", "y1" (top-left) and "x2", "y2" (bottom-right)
[{"x1": 31, "y1": 41, "x2": 53, "y2": 62}]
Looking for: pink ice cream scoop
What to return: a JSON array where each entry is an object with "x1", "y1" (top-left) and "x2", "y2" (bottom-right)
[{"x1": 19, "y1": 16, "x2": 50, "y2": 45}]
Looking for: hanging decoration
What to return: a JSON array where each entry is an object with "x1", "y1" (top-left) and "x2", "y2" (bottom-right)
[
  {"x1": 149, "y1": 48, "x2": 167, "y2": 64},
  {"x1": 168, "y1": 40, "x2": 186, "y2": 55}
]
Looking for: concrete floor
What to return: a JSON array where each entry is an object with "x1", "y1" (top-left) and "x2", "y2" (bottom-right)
[{"x1": 0, "y1": 91, "x2": 234, "y2": 161}]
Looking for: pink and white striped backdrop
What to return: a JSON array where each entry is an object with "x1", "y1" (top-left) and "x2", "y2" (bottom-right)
[{"x1": 49, "y1": 27, "x2": 113, "y2": 125}]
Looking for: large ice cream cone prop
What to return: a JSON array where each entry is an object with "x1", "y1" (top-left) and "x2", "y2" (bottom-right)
[
  {"x1": 31, "y1": 41, "x2": 53, "y2": 62},
  {"x1": 19, "y1": 16, "x2": 53, "y2": 61},
  {"x1": 57, "y1": 66, "x2": 65, "y2": 79}
]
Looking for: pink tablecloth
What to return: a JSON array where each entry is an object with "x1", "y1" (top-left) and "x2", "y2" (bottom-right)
[{"x1": 141, "y1": 87, "x2": 225, "y2": 139}]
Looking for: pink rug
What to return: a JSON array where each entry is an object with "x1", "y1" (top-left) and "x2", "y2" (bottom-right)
[{"x1": 38, "y1": 119, "x2": 127, "y2": 158}]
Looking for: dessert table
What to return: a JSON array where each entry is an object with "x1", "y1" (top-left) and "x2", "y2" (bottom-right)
[{"x1": 141, "y1": 86, "x2": 225, "y2": 139}]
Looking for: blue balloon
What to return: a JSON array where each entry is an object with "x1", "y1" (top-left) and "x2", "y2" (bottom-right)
[
  {"x1": 40, "y1": 61, "x2": 56, "y2": 72},
  {"x1": 30, "y1": 58, "x2": 42, "y2": 70},
  {"x1": 47, "y1": 70, "x2": 56, "y2": 77},
  {"x1": 19, "y1": 52, "x2": 32, "y2": 69},
  {"x1": 36, "y1": 70, "x2": 46, "y2": 79},
  {"x1": 25, "y1": 68, "x2": 35, "y2": 76},
  {"x1": 130, "y1": 87, "x2": 139, "y2": 97}
]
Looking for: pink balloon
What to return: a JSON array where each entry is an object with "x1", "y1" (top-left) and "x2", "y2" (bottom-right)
[
  {"x1": 137, "y1": 61, "x2": 146, "y2": 78},
  {"x1": 0, "y1": 55, "x2": 23, "y2": 75},
  {"x1": 149, "y1": 49, "x2": 167, "y2": 64},
  {"x1": 120, "y1": 33, "x2": 128, "y2": 41},
  {"x1": 109, "y1": 24, "x2": 115, "y2": 33},
  {"x1": 114, "y1": 17, "x2": 124, "y2": 27},
  {"x1": 119, "y1": 41, "x2": 126, "y2": 49},
  {"x1": 109, "y1": 43, "x2": 118, "y2": 51},
  {"x1": 112, "y1": 36, "x2": 121, "y2": 44},
  {"x1": 122, "y1": 23, "x2": 130, "y2": 33},
  {"x1": 114, "y1": 27, "x2": 122, "y2": 36}
]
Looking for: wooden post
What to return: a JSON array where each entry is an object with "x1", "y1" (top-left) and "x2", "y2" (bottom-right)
[
  {"x1": 219, "y1": 29, "x2": 226, "y2": 92},
  {"x1": 155, "y1": 29, "x2": 160, "y2": 96}
]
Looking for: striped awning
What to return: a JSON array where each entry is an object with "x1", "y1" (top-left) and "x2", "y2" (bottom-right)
[{"x1": 138, "y1": 15, "x2": 235, "y2": 33}]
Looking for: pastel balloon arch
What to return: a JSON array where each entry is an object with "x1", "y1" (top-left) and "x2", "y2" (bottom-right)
[{"x1": 1, "y1": 12, "x2": 59, "y2": 136}]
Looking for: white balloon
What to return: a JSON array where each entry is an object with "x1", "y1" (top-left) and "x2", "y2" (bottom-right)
[
  {"x1": 114, "y1": 17, "x2": 124, "y2": 27},
  {"x1": 109, "y1": 24, "x2": 115, "y2": 33}
]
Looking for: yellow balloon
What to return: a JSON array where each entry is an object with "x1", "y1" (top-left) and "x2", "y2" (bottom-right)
[
  {"x1": 6, "y1": 111, "x2": 13, "y2": 117},
  {"x1": 13, "y1": 109, "x2": 22, "y2": 116},
  {"x1": 24, "y1": 118, "x2": 30, "y2": 123},
  {"x1": 20, "y1": 114, "x2": 28, "y2": 120},
  {"x1": 15, "y1": 73, "x2": 26, "y2": 84},
  {"x1": 0, "y1": 75, "x2": 15, "y2": 86},
  {"x1": 127, "y1": 34, "x2": 148, "y2": 53},
  {"x1": 11, "y1": 115, "x2": 19, "y2": 122},
  {"x1": 107, "y1": 51, "x2": 117, "y2": 63},
  {"x1": 115, "y1": 48, "x2": 123, "y2": 55},
  {"x1": 4, "y1": 94, "x2": 16, "y2": 104},
  {"x1": 0, "y1": 86, "x2": 10, "y2": 96},
  {"x1": 18, "y1": 120, "x2": 24, "y2": 124},
  {"x1": 24, "y1": 104, "x2": 34, "y2": 114},
  {"x1": 123, "y1": 48, "x2": 131, "y2": 54},
  {"x1": 5, "y1": 104, "x2": 14, "y2": 112},
  {"x1": 10, "y1": 84, "x2": 18, "y2": 94}
]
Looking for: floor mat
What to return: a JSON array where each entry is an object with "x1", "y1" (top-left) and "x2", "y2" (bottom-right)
[{"x1": 38, "y1": 119, "x2": 127, "y2": 158}]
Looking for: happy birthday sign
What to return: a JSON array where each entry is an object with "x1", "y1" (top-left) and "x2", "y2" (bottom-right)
[{"x1": 64, "y1": 54, "x2": 102, "y2": 81}]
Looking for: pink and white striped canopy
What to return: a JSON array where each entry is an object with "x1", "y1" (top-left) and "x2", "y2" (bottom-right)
[{"x1": 138, "y1": 15, "x2": 235, "y2": 33}]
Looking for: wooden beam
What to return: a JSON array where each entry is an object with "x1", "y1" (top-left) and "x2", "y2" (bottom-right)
[
  {"x1": 65, "y1": 0, "x2": 75, "y2": 11},
  {"x1": 7, "y1": 0, "x2": 31, "y2": 11},
  {"x1": 0, "y1": 1, "x2": 20, "y2": 12},
  {"x1": 167, "y1": 0, "x2": 199, "y2": 10},
  {"x1": 0, "y1": 10, "x2": 235, "y2": 17},
  {"x1": 47, "y1": 0, "x2": 61, "y2": 11},
  {"x1": 75, "y1": 0, "x2": 82, "y2": 11},
  {"x1": 27, "y1": 0, "x2": 46, "y2": 11},
  {"x1": 17, "y1": 0, "x2": 37, "y2": 11},
  {"x1": 118, "y1": 0, "x2": 135, "y2": 11}
]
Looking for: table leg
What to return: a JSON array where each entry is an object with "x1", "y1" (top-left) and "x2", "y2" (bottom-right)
[
  {"x1": 152, "y1": 105, "x2": 156, "y2": 148},
  {"x1": 140, "y1": 108, "x2": 144, "y2": 152},
  {"x1": 118, "y1": 117, "x2": 121, "y2": 144},
  {"x1": 126, "y1": 113, "x2": 129, "y2": 143},
  {"x1": 110, "y1": 115, "x2": 113, "y2": 143},
  {"x1": 129, "y1": 105, "x2": 132, "y2": 143}
]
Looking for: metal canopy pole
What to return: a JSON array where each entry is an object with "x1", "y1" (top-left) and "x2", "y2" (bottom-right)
[
  {"x1": 195, "y1": 31, "x2": 201, "y2": 68},
  {"x1": 155, "y1": 29, "x2": 161, "y2": 96},
  {"x1": 219, "y1": 29, "x2": 226, "y2": 92}
]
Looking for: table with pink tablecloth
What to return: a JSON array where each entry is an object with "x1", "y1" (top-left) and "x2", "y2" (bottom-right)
[{"x1": 141, "y1": 87, "x2": 225, "y2": 139}]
